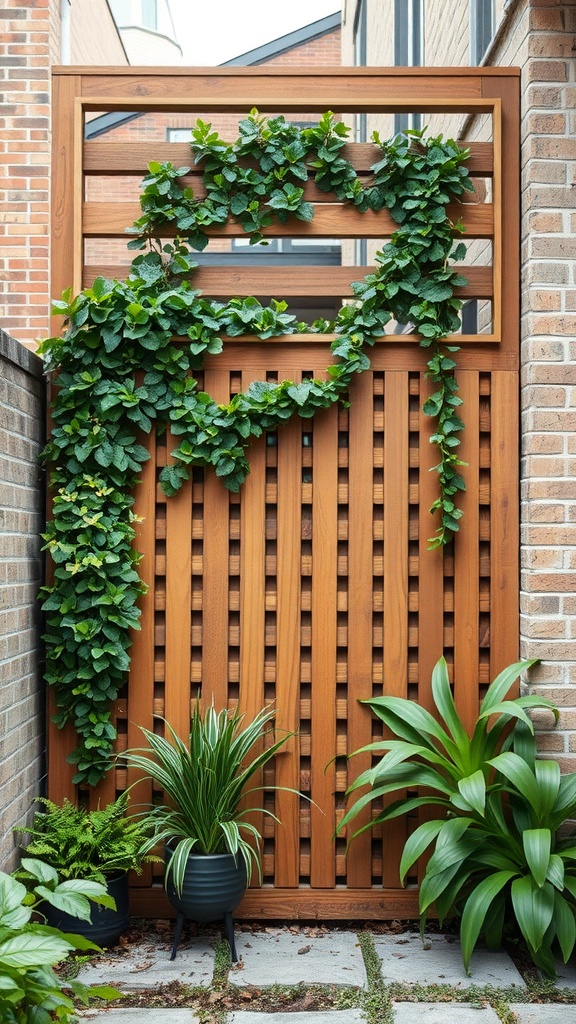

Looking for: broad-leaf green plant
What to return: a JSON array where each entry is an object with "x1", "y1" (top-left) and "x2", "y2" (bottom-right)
[
  {"x1": 14, "y1": 791, "x2": 160, "y2": 884},
  {"x1": 0, "y1": 860, "x2": 119, "y2": 1023},
  {"x1": 339, "y1": 657, "x2": 575, "y2": 975},
  {"x1": 124, "y1": 702, "x2": 298, "y2": 895}
]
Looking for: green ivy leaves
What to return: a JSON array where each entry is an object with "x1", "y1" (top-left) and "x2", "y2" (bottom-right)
[{"x1": 40, "y1": 113, "x2": 472, "y2": 783}]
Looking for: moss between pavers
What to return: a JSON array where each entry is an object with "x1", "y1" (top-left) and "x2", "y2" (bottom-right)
[{"x1": 77, "y1": 928, "x2": 576, "y2": 1024}]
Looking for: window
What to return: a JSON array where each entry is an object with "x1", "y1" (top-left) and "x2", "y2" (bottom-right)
[
  {"x1": 470, "y1": 0, "x2": 494, "y2": 64},
  {"x1": 141, "y1": 0, "x2": 157, "y2": 30},
  {"x1": 167, "y1": 128, "x2": 192, "y2": 142},
  {"x1": 353, "y1": 0, "x2": 367, "y2": 144},
  {"x1": 394, "y1": 0, "x2": 424, "y2": 135}
]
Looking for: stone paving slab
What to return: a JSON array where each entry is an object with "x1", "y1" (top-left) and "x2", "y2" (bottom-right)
[
  {"x1": 75, "y1": 938, "x2": 215, "y2": 990},
  {"x1": 510, "y1": 1006, "x2": 576, "y2": 1024},
  {"x1": 230, "y1": 929, "x2": 367, "y2": 989},
  {"x1": 551, "y1": 960, "x2": 576, "y2": 989},
  {"x1": 229, "y1": 1013, "x2": 365, "y2": 1024},
  {"x1": 79, "y1": 1012, "x2": 200, "y2": 1023},
  {"x1": 392, "y1": 1003, "x2": 500, "y2": 1023},
  {"x1": 373, "y1": 933, "x2": 525, "y2": 989}
]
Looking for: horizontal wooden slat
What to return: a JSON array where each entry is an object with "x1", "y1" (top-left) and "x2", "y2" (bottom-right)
[
  {"x1": 78, "y1": 81, "x2": 501, "y2": 110},
  {"x1": 83, "y1": 263, "x2": 493, "y2": 299},
  {"x1": 83, "y1": 201, "x2": 494, "y2": 238},
  {"x1": 84, "y1": 140, "x2": 494, "y2": 177},
  {"x1": 129, "y1": 885, "x2": 422, "y2": 920}
]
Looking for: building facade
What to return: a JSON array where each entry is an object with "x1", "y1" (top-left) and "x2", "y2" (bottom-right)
[{"x1": 343, "y1": 0, "x2": 576, "y2": 764}]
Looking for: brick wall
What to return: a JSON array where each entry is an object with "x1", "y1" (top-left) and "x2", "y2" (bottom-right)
[
  {"x1": 0, "y1": 0, "x2": 128, "y2": 350},
  {"x1": 0, "y1": 0, "x2": 53, "y2": 350},
  {"x1": 0, "y1": 328, "x2": 45, "y2": 871},
  {"x1": 519, "y1": 0, "x2": 576, "y2": 765},
  {"x1": 342, "y1": 0, "x2": 576, "y2": 760}
]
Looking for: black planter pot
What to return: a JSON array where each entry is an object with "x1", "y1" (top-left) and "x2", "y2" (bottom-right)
[
  {"x1": 165, "y1": 842, "x2": 247, "y2": 961},
  {"x1": 44, "y1": 871, "x2": 130, "y2": 948}
]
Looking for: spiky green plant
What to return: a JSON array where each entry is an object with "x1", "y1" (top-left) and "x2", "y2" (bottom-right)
[
  {"x1": 124, "y1": 702, "x2": 297, "y2": 895},
  {"x1": 339, "y1": 657, "x2": 554, "y2": 840},
  {"x1": 339, "y1": 657, "x2": 576, "y2": 976}
]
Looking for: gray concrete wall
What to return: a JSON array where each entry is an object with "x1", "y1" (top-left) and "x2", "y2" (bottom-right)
[{"x1": 0, "y1": 328, "x2": 45, "y2": 871}]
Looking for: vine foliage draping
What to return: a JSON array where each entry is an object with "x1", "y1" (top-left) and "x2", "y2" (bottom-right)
[{"x1": 40, "y1": 111, "x2": 472, "y2": 785}]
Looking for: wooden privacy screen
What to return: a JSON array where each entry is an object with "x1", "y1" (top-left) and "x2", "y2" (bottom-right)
[{"x1": 49, "y1": 67, "x2": 520, "y2": 919}]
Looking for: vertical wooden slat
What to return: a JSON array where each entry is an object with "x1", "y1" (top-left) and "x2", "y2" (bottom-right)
[
  {"x1": 345, "y1": 372, "x2": 374, "y2": 887},
  {"x1": 418, "y1": 375, "x2": 445, "y2": 710},
  {"x1": 164, "y1": 432, "x2": 192, "y2": 741},
  {"x1": 275, "y1": 373, "x2": 302, "y2": 889},
  {"x1": 47, "y1": 74, "x2": 82, "y2": 804},
  {"x1": 310, "y1": 403, "x2": 338, "y2": 889},
  {"x1": 482, "y1": 76, "x2": 520, "y2": 361},
  {"x1": 382, "y1": 372, "x2": 409, "y2": 887},
  {"x1": 454, "y1": 372, "x2": 480, "y2": 732},
  {"x1": 50, "y1": 75, "x2": 81, "y2": 328},
  {"x1": 490, "y1": 372, "x2": 519, "y2": 678},
  {"x1": 126, "y1": 433, "x2": 157, "y2": 886},
  {"x1": 201, "y1": 370, "x2": 231, "y2": 711},
  {"x1": 46, "y1": 698, "x2": 77, "y2": 805},
  {"x1": 383, "y1": 374, "x2": 409, "y2": 691},
  {"x1": 491, "y1": 99, "x2": 502, "y2": 343},
  {"x1": 416, "y1": 375, "x2": 446, "y2": 883},
  {"x1": 239, "y1": 372, "x2": 266, "y2": 884}
]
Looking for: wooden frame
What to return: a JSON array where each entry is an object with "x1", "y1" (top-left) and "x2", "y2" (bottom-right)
[{"x1": 49, "y1": 66, "x2": 520, "y2": 919}]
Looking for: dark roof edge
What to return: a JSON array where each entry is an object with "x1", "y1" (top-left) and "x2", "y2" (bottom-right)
[
  {"x1": 85, "y1": 110, "x2": 141, "y2": 139},
  {"x1": 83, "y1": 11, "x2": 341, "y2": 138},
  {"x1": 222, "y1": 12, "x2": 340, "y2": 66}
]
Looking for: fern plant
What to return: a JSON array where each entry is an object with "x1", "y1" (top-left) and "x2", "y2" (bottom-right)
[{"x1": 14, "y1": 791, "x2": 159, "y2": 884}]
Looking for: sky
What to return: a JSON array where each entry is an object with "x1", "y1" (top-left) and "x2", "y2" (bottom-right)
[{"x1": 169, "y1": 0, "x2": 341, "y2": 66}]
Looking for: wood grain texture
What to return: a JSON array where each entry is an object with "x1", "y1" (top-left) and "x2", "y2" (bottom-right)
[
  {"x1": 275, "y1": 372, "x2": 303, "y2": 889},
  {"x1": 481, "y1": 76, "x2": 520, "y2": 366},
  {"x1": 454, "y1": 372, "x2": 480, "y2": 734},
  {"x1": 345, "y1": 372, "x2": 375, "y2": 887},
  {"x1": 51, "y1": 76, "x2": 81, "y2": 333},
  {"x1": 489, "y1": 372, "x2": 519, "y2": 679},
  {"x1": 238, "y1": 372, "x2": 266, "y2": 885},
  {"x1": 201, "y1": 370, "x2": 232, "y2": 712},
  {"x1": 310, "y1": 402, "x2": 339, "y2": 889},
  {"x1": 417, "y1": 377, "x2": 445, "y2": 712},
  {"x1": 84, "y1": 200, "x2": 494, "y2": 238},
  {"x1": 382, "y1": 373, "x2": 410, "y2": 887},
  {"x1": 85, "y1": 140, "x2": 494, "y2": 176},
  {"x1": 83, "y1": 264, "x2": 493, "y2": 300},
  {"x1": 164, "y1": 433, "x2": 192, "y2": 742},
  {"x1": 126, "y1": 432, "x2": 157, "y2": 885}
]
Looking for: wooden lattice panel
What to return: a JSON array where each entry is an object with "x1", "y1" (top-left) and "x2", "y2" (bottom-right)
[{"x1": 49, "y1": 67, "x2": 520, "y2": 918}]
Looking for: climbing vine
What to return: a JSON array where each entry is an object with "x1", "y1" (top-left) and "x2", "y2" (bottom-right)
[{"x1": 40, "y1": 111, "x2": 472, "y2": 785}]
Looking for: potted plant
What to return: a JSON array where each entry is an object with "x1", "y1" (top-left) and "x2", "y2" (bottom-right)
[
  {"x1": 14, "y1": 790, "x2": 159, "y2": 946},
  {"x1": 0, "y1": 857, "x2": 120, "y2": 1022},
  {"x1": 125, "y1": 701, "x2": 297, "y2": 960}
]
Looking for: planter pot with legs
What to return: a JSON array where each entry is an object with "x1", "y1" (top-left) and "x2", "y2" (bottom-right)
[
  {"x1": 44, "y1": 871, "x2": 130, "y2": 947},
  {"x1": 165, "y1": 843, "x2": 247, "y2": 961}
]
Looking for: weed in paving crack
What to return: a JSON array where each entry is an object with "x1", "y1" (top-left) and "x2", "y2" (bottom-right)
[
  {"x1": 358, "y1": 931, "x2": 395, "y2": 1024},
  {"x1": 212, "y1": 940, "x2": 231, "y2": 988}
]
